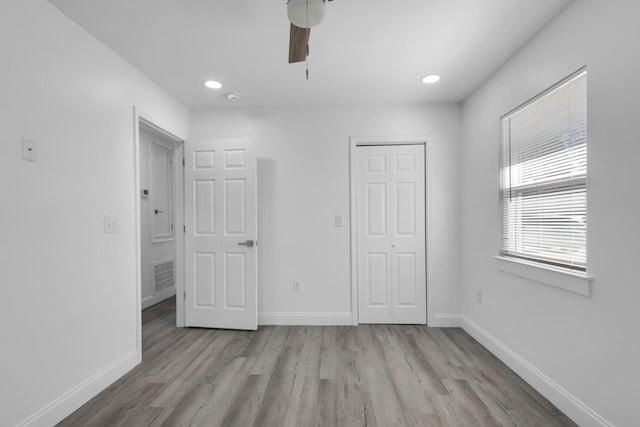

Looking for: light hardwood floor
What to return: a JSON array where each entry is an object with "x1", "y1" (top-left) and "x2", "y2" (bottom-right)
[{"x1": 58, "y1": 298, "x2": 576, "y2": 426}]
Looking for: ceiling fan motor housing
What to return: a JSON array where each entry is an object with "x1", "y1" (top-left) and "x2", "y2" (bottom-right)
[{"x1": 287, "y1": 0, "x2": 326, "y2": 28}]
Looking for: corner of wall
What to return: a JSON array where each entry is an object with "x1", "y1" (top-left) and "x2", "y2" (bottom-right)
[
  {"x1": 460, "y1": 316, "x2": 613, "y2": 427},
  {"x1": 16, "y1": 351, "x2": 139, "y2": 427}
]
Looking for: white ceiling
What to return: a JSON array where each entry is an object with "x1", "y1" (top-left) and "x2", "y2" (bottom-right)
[{"x1": 48, "y1": 0, "x2": 571, "y2": 109}]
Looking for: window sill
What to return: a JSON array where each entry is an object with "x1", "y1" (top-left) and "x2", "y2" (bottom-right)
[{"x1": 495, "y1": 256, "x2": 592, "y2": 296}]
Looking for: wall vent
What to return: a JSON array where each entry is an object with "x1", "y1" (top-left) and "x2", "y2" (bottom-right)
[{"x1": 153, "y1": 259, "x2": 175, "y2": 294}]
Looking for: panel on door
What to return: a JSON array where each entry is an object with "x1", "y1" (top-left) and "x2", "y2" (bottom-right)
[
  {"x1": 194, "y1": 252, "x2": 216, "y2": 307},
  {"x1": 357, "y1": 144, "x2": 426, "y2": 324},
  {"x1": 150, "y1": 141, "x2": 173, "y2": 242},
  {"x1": 367, "y1": 253, "x2": 388, "y2": 306},
  {"x1": 184, "y1": 139, "x2": 257, "y2": 330}
]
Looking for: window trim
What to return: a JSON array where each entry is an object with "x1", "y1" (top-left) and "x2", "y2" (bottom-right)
[{"x1": 499, "y1": 66, "x2": 587, "y2": 121}]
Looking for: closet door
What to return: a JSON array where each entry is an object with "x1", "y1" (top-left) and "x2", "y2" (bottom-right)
[{"x1": 357, "y1": 144, "x2": 426, "y2": 324}]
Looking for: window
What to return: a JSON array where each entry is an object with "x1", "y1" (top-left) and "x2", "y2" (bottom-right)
[{"x1": 500, "y1": 69, "x2": 587, "y2": 272}]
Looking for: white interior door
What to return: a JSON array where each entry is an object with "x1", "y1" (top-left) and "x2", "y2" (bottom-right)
[
  {"x1": 357, "y1": 144, "x2": 426, "y2": 324},
  {"x1": 184, "y1": 138, "x2": 257, "y2": 330}
]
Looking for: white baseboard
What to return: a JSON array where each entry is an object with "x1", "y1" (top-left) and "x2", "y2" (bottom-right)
[
  {"x1": 141, "y1": 286, "x2": 176, "y2": 310},
  {"x1": 461, "y1": 316, "x2": 612, "y2": 427},
  {"x1": 258, "y1": 312, "x2": 354, "y2": 326},
  {"x1": 430, "y1": 313, "x2": 462, "y2": 327},
  {"x1": 16, "y1": 350, "x2": 138, "y2": 427}
]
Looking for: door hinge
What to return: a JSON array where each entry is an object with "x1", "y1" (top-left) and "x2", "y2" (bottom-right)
[
  {"x1": 184, "y1": 291, "x2": 186, "y2": 300},
  {"x1": 182, "y1": 158, "x2": 185, "y2": 167},
  {"x1": 171, "y1": 223, "x2": 173, "y2": 231},
  {"x1": 183, "y1": 225, "x2": 186, "y2": 233}
]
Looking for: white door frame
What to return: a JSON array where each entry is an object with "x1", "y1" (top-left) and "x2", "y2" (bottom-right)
[
  {"x1": 349, "y1": 136, "x2": 432, "y2": 326},
  {"x1": 133, "y1": 107, "x2": 185, "y2": 364}
]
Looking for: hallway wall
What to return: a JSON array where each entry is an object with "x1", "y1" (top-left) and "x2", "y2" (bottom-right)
[{"x1": 0, "y1": 1, "x2": 188, "y2": 426}]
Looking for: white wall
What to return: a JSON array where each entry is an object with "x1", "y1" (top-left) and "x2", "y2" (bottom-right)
[
  {"x1": 0, "y1": 1, "x2": 188, "y2": 426},
  {"x1": 460, "y1": 1, "x2": 640, "y2": 426},
  {"x1": 190, "y1": 104, "x2": 461, "y2": 325}
]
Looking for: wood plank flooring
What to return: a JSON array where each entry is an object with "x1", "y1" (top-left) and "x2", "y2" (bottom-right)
[{"x1": 57, "y1": 298, "x2": 576, "y2": 426}]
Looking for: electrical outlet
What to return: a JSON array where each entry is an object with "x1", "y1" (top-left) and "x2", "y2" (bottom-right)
[
  {"x1": 293, "y1": 280, "x2": 301, "y2": 292},
  {"x1": 476, "y1": 289, "x2": 483, "y2": 303}
]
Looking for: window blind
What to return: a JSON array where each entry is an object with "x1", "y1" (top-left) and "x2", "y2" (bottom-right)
[{"x1": 500, "y1": 70, "x2": 587, "y2": 271}]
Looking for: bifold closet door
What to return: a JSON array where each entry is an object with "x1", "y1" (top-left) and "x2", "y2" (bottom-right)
[{"x1": 357, "y1": 144, "x2": 426, "y2": 324}]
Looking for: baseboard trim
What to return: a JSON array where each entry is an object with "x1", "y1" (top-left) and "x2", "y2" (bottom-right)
[
  {"x1": 16, "y1": 350, "x2": 138, "y2": 427},
  {"x1": 258, "y1": 312, "x2": 353, "y2": 326},
  {"x1": 430, "y1": 313, "x2": 462, "y2": 327},
  {"x1": 141, "y1": 286, "x2": 176, "y2": 310},
  {"x1": 461, "y1": 316, "x2": 612, "y2": 427}
]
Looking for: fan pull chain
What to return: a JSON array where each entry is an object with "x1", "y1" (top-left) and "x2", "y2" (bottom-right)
[
  {"x1": 306, "y1": 0, "x2": 309, "y2": 79},
  {"x1": 306, "y1": 45, "x2": 309, "y2": 79}
]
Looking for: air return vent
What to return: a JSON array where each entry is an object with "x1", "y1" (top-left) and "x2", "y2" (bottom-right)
[{"x1": 153, "y1": 259, "x2": 175, "y2": 294}]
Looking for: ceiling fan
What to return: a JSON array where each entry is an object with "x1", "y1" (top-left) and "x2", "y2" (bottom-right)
[{"x1": 287, "y1": 0, "x2": 334, "y2": 64}]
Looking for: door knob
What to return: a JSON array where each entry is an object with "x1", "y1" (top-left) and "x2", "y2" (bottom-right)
[
  {"x1": 238, "y1": 240, "x2": 255, "y2": 247},
  {"x1": 154, "y1": 209, "x2": 164, "y2": 215}
]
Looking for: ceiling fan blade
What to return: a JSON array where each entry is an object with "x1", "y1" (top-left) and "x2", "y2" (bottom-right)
[{"x1": 289, "y1": 23, "x2": 310, "y2": 63}]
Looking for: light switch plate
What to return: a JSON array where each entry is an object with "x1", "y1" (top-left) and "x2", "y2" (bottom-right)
[
  {"x1": 104, "y1": 216, "x2": 118, "y2": 233},
  {"x1": 334, "y1": 214, "x2": 343, "y2": 227},
  {"x1": 22, "y1": 138, "x2": 37, "y2": 161}
]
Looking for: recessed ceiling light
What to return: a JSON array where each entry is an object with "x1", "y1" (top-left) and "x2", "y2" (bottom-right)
[
  {"x1": 422, "y1": 74, "x2": 441, "y2": 84},
  {"x1": 204, "y1": 80, "x2": 222, "y2": 89}
]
